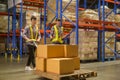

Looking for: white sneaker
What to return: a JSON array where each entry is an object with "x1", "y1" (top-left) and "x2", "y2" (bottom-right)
[
  {"x1": 25, "y1": 66, "x2": 33, "y2": 71},
  {"x1": 33, "y1": 67, "x2": 36, "y2": 70}
]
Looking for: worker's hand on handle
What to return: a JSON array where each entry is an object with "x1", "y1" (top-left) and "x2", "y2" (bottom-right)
[
  {"x1": 26, "y1": 39, "x2": 36, "y2": 42},
  {"x1": 50, "y1": 35, "x2": 53, "y2": 41},
  {"x1": 36, "y1": 38, "x2": 40, "y2": 42}
]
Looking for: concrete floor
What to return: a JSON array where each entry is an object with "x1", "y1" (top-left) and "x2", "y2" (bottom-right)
[{"x1": 0, "y1": 56, "x2": 120, "y2": 80}]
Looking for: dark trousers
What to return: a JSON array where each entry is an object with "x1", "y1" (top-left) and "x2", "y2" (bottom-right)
[{"x1": 26, "y1": 45, "x2": 36, "y2": 68}]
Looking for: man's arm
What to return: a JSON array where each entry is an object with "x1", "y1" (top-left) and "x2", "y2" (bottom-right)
[
  {"x1": 60, "y1": 27, "x2": 64, "y2": 38},
  {"x1": 22, "y1": 27, "x2": 30, "y2": 41},
  {"x1": 50, "y1": 26, "x2": 54, "y2": 39},
  {"x1": 36, "y1": 30, "x2": 41, "y2": 42}
]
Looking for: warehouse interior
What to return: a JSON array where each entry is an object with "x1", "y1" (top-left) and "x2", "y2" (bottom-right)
[{"x1": 1, "y1": 0, "x2": 120, "y2": 80}]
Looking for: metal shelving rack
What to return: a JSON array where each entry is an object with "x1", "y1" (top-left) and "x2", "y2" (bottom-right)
[
  {"x1": 43, "y1": 0, "x2": 79, "y2": 44},
  {"x1": 99, "y1": 0, "x2": 120, "y2": 62},
  {"x1": 80, "y1": 0, "x2": 120, "y2": 62},
  {"x1": 43, "y1": 0, "x2": 120, "y2": 62},
  {"x1": 1, "y1": 0, "x2": 120, "y2": 62},
  {"x1": 6, "y1": 0, "x2": 45, "y2": 60}
]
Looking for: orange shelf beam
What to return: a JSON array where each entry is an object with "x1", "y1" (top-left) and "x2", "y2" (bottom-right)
[
  {"x1": 0, "y1": 12, "x2": 19, "y2": 16},
  {"x1": 105, "y1": 0, "x2": 120, "y2": 4},
  {"x1": 22, "y1": 0, "x2": 44, "y2": 8},
  {"x1": 47, "y1": 19, "x2": 119, "y2": 31},
  {"x1": 0, "y1": 34, "x2": 20, "y2": 37},
  {"x1": 0, "y1": 30, "x2": 50, "y2": 37},
  {"x1": 79, "y1": 8, "x2": 85, "y2": 10}
]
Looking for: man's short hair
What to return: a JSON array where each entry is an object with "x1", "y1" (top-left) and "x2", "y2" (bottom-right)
[
  {"x1": 56, "y1": 18, "x2": 61, "y2": 21},
  {"x1": 31, "y1": 16, "x2": 37, "y2": 21}
]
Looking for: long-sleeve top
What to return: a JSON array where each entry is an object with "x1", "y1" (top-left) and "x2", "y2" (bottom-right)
[
  {"x1": 22, "y1": 25, "x2": 41, "y2": 46},
  {"x1": 50, "y1": 25, "x2": 63, "y2": 38}
]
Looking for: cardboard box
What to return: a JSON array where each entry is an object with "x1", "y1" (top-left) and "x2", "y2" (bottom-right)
[
  {"x1": 64, "y1": 45, "x2": 78, "y2": 57},
  {"x1": 73, "y1": 57, "x2": 80, "y2": 70},
  {"x1": 47, "y1": 58, "x2": 74, "y2": 75},
  {"x1": 37, "y1": 45, "x2": 64, "y2": 58},
  {"x1": 36, "y1": 57, "x2": 46, "y2": 72}
]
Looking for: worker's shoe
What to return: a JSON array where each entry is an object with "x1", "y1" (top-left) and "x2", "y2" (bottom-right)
[
  {"x1": 33, "y1": 67, "x2": 36, "y2": 70},
  {"x1": 25, "y1": 66, "x2": 33, "y2": 71}
]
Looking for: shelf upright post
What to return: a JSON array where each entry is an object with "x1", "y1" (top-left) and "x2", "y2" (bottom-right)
[
  {"x1": 7, "y1": 9, "x2": 10, "y2": 54},
  {"x1": 56, "y1": 0, "x2": 59, "y2": 18},
  {"x1": 12, "y1": 0, "x2": 17, "y2": 57},
  {"x1": 44, "y1": 0, "x2": 47, "y2": 44},
  {"x1": 60, "y1": 0, "x2": 62, "y2": 26},
  {"x1": 6, "y1": 8, "x2": 11, "y2": 60},
  {"x1": 19, "y1": 1, "x2": 23, "y2": 58},
  {"x1": 106, "y1": 1, "x2": 108, "y2": 6},
  {"x1": 84, "y1": 0, "x2": 87, "y2": 9},
  {"x1": 114, "y1": 0, "x2": 117, "y2": 57},
  {"x1": 40, "y1": 8, "x2": 42, "y2": 29},
  {"x1": 98, "y1": 0, "x2": 101, "y2": 61},
  {"x1": 76, "y1": 0, "x2": 79, "y2": 45},
  {"x1": 101, "y1": 0, "x2": 105, "y2": 62}
]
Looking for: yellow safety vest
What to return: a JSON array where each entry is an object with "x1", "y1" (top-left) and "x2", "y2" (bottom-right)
[
  {"x1": 52, "y1": 25, "x2": 63, "y2": 43},
  {"x1": 29, "y1": 25, "x2": 38, "y2": 40}
]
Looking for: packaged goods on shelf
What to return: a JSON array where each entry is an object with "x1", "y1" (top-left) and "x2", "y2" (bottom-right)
[
  {"x1": 114, "y1": 15, "x2": 120, "y2": 27},
  {"x1": 70, "y1": 30, "x2": 98, "y2": 60},
  {"x1": 0, "y1": 43, "x2": 5, "y2": 53},
  {"x1": 0, "y1": 4, "x2": 7, "y2": 12},
  {"x1": 0, "y1": 16, "x2": 12, "y2": 33},
  {"x1": 80, "y1": 53, "x2": 97, "y2": 60},
  {"x1": 115, "y1": 15, "x2": 120, "y2": 22},
  {"x1": 99, "y1": 6, "x2": 116, "y2": 22},
  {"x1": 79, "y1": 9, "x2": 99, "y2": 20},
  {"x1": 48, "y1": 0, "x2": 76, "y2": 22}
]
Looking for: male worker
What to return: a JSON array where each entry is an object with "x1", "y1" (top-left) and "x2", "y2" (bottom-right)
[
  {"x1": 23, "y1": 16, "x2": 41, "y2": 71},
  {"x1": 50, "y1": 18, "x2": 64, "y2": 44}
]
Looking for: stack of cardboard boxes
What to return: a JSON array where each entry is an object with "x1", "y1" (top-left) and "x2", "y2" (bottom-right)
[
  {"x1": 70, "y1": 30, "x2": 98, "y2": 61},
  {"x1": 36, "y1": 45, "x2": 80, "y2": 75}
]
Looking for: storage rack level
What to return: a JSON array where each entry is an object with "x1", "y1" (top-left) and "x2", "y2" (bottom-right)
[{"x1": 35, "y1": 69, "x2": 97, "y2": 80}]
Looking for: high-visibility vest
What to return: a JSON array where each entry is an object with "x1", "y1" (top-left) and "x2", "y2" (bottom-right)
[
  {"x1": 52, "y1": 25, "x2": 63, "y2": 43},
  {"x1": 29, "y1": 25, "x2": 38, "y2": 40}
]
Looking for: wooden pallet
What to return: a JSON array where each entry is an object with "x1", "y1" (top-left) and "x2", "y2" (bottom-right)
[{"x1": 35, "y1": 69, "x2": 97, "y2": 80}]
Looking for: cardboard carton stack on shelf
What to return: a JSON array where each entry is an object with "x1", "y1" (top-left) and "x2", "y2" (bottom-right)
[
  {"x1": 79, "y1": 9, "x2": 99, "y2": 20},
  {"x1": 70, "y1": 30, "x2": 117, "y2": 60},
  {"x1": 36, "y1": 44, "x2": 80, "y2": 75},
  {"x1": 47, "y1": 0, "x2": 56, "y2": 22},
  {"x1": 0, "y1": 43, "x2": 5, "y2": 54},
  {"x1": 0, "y1": 16, "x2": 12, "y2": 33},
  {"x1": 70, "y1": 29, "x2": 98, "y2": 60},
  {"x1": 0, "y1": 4, "x2": 7, "y2": 12},
  {"x1": 48, "y1": 0, "x2": 76, "y2": 22},
  {"x1": 105, "y1": 32, "x2": 115, "y2": 57},
  {"x1": 62, "y1": 0, "x2": 76, "y2": 21},
  {"x1": 117, "y1": 43, "x2": 120, "y2": 53}
]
